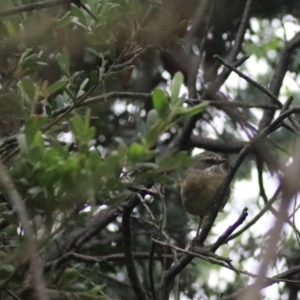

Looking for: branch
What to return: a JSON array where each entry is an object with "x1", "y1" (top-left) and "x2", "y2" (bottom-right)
[
  {"x1": 214, "y1": 54, "x2": 282, "y2": 108},
  {"x1": 45, "y1": 251, "x2": 178, "y2": 271},
  {"x1": 3, "y1": 287, "x2": 105, "y2": 300},
  {"x1": 0, "y1": 0, "x2": 72, "y2": 18},
  {"x1": 0, "y1": 162, "x2": 49, "y2": 300},
  {"x1": 52, "y1": 91, "x2": 152, "y2": 117},
  {"x1": 209, "y1": 207, "x2": 248, "y2": 252},
  {"x1": 220, "y1": 263, "x2": 300, "y2": 300},
  {"x1": 154, "y1": 238, "x2": 299, "y2": 285},
  {"x1": 186, "y1": 0, "x2": 216, "y2": 98},
  {"x1": 153, "y1": 238, "x2": 231, "y2": 264},
  {"x1": 169, "y1": 1, "x2": 253, "y2": 153},
  {"x1": 190, "y1": 136, "x2": 245, "y2": 153},
  {"x1": 62, "y1": 205, "x2": 123, "y2": 252},
  {"x1": 122, "y1": 196, "x2": 149, "y2": 300},
  {"x1": 51, "y1": 91, "x2": 284, "y2": 118},
  {"x1": 213, "y1": 0, "x2": 253, "y2": 87},
  {"x1": 227, "y1": 0, "x2": 253, "y2": 62},
  {"x1": 215, "y1": 54, "x2": 300, "y2": 134},
  {"x1": 259, "y1": 32, "x2": 300, "y2": 129},
  {"x1": 148, "y1": 186, "x2": 167, "y2": 300},
  {"x1": 226, "y1": 185, "x2": 281, "y2": 242}
]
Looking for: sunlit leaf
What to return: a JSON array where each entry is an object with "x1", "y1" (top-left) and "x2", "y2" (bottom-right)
[{"x1": 171, "y1": 72, "x2": 184, "y2": 104}]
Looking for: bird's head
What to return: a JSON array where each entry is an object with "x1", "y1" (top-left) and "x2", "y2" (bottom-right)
[{"x1": 191, "y1": 151, "x2": 227, "y2": 175}]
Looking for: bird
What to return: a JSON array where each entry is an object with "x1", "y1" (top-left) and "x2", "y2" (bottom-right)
[{"x1": 180, "y1": 151, "x2": 228, "y2": 236}]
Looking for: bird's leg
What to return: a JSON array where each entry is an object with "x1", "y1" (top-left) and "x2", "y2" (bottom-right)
[
  {"x1": 191, "y1": 217, "x2": 203, "y2": 247},
  {"x1": 196, "y1": 217, "x2": 203, "y2": 236}
]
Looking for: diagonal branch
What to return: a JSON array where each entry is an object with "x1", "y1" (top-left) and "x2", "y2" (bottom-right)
[
  {"x1": 0, "y1": 162, "x2": 49, "y2": 300},
  {"x1": 0, "y1": 0, "x2": 73, "y2": 18},
  {"x1": 259, "y1": 31, "x2": 300, "y2": 129}
]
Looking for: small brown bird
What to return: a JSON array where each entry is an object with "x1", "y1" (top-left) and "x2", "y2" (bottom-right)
[{"x1": 180, "y1": 151, "x2": 228, "y2": 236}]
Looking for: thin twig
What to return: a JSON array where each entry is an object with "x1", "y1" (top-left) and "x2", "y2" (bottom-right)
[
  {"x1": 227, "y1": 185, "x2": 282, "y2": 243},
  {"x1": 227, "y1": 0, "x2": 252, "y2": 62},
  {"x1": 214, "y1": 54, "x2": 282, "y2": 108},
  {"x1": 209, "y1": 207, "x2": 248, "y2": 252},
  {"x1": 152, "y1": 238, "x2": 231, "y2": 264},
  {"x1": 220, "y1": 263, "x2": 300, "y2": 300},
  {"x1": 45, "y1": 251, "x2": 178, "y2": 270},
  {"x1": 153, "y1": 237, "x2": 300, "y2": 285},
  {"x1": 213, "y1": 0, "x2": 252, "y2": 87},
  {"x1": 4, "y1": 289, "x2": 22, "y2": 300},
  {"x1": 259, "y1": 32, "x2": 300, "y2": 129},
  {"x1": 148, "y1": 242, "x2": 157, "y2": 300},
  {"x1": 214, "y1": 54, "x2": 300, "y2": 133}
]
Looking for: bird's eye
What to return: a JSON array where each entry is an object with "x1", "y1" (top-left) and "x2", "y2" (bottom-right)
[{"x1": 205, "y1": 158, "x2": 214, "y2": 164}]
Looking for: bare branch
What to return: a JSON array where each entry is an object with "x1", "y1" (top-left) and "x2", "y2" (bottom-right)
[
  {"x1": 209, "y1": 207, "x2": 248, "y2": 252},
  {"x1": 259, "y1": 32, "x2": 300, "y2": 129},
  {"x1": 122, "y1": 196, "x2": 149, "y2": 300},
  {"x1": 227, "y1": 185, "x2": 281, "y2": 242},
  {"x1": 0, "y1": 0, "x2": 72, "y2": 18}
]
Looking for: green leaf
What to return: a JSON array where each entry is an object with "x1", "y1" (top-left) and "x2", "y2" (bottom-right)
[
  {"x1": 83, "y1": 109, "x2": 91, "y2": 131},
  {"x1": 175, "y1": 101, "x2": 209, "y2": 117},
  {"x1": 71, "y1": 114, "x2": 84, "y2": 139},
  {"x1": 90, "y1": 285, "x2": 105, "y2": 294},
  {"x1": 171, "y1": 72, "x2": 184, "y2": 104},
  {"x1": 54, "y1": 12, "x2": 71, "y2": 29},
  {"x1": 129, "y1": 142, "x2": 147, "y2": 160},
  {"x1": 115, "y1": 138, "x2": 128, "y2": 154},
  {"x1": 146, "y1": 109, "x2": 159, "y2": 129},
  {"x1": 70, "y1": 4, "x2": 88, "y2": 27},
  {"x1": 33, "y1": 131, "x2": 45, "y2": 151},
  {"x1": 5, "y1": 20, "x2": 16, "y2": 36},
  {"x1": 70, "y1": 110, "x2": 95, "y2": 145},
  {"x1": 79, "y1": 78, "x2": 89, "y2": 91},
  {"x1": 56, "y1": 48, "x2": 70, "y2": 75},
  {"x1": 46, "y1": 78, "x2": 68, "y2": 95},
  {"x1": 64, "y1": 87, "x2": 74, "y2": 100},
  {"x1": 57, "y1": 267, "x2": 80, "y2": 287},
  {"x1": 152, "y1": 88, "x2": 169, "y2": 118},
  {"x1": 25, "y1": 116, "x2": 48, "y2": 146},
  {"x1": 19, "y1": 77, "x2": 36, "y2": 101}
]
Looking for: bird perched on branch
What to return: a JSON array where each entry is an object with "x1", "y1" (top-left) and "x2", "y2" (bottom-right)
[{"x1": 180, "y1": 151, "x2": 228, "y2": 236}]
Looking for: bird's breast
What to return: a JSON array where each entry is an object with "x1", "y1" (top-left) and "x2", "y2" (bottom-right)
[{"x1": 180, "y1": 170, "x2": 225, "y2": 218}]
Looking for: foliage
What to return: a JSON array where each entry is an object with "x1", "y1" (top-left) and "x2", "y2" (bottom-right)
[{"x1": 0, "y1": 0, "x2": 300, "y2": 300}]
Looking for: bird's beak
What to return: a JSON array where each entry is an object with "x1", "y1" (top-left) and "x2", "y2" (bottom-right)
[{"x1": 215, "y1": 158, "x2": 227, "y2": 165}]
